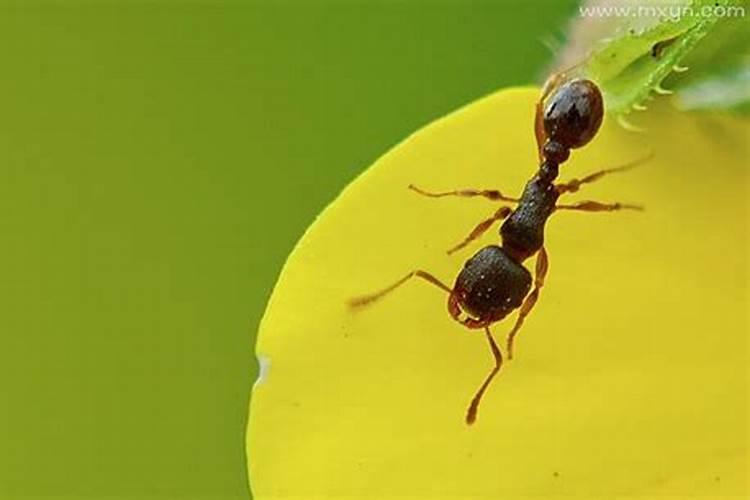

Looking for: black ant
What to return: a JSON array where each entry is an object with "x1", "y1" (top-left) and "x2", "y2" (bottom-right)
[{"x1": 350, "y1": 76, "x2": 649, "y2": 425}]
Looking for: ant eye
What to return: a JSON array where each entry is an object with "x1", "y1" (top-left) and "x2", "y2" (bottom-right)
[{"x1": 543, "y1": 79, "x2": 603, "y2": 150}]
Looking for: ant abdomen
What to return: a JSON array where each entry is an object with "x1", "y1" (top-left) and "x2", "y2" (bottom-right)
[
  {"x1": 452, "y1": 245, "x2": 532, "y2": 325},
  {"x1": 543, "y1": 79, "x2": 603, "y2": 151}
]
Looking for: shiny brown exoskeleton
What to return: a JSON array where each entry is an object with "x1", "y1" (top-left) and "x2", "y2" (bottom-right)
[{"x1": 350, "y1": 77, "x2": 648, "y2": 425}]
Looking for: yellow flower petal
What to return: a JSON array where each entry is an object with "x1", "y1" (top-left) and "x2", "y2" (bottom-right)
[{"x1": 247, "y1": 87, "x2": 748, "y2": 499}]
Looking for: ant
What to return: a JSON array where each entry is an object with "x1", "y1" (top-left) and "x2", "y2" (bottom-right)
[{"x1": 350, "y1": 75, "x2": 649, "y2": 425}]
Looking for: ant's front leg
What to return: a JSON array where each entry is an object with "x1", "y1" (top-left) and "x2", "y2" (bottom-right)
[
  {"x1": 349, "y1": 270, "x2": 452, "y2": 309},
  {"x1": 447, "y1": 206, "x2": 512, "y2": 255},
  {"x1": 506, "y1": 246, "x2": 549, "y2": 360},
  {"x1": 408, "y1": 184, "x2": 519, "y2": 203},
  {"x1": 555, "y1": 200, "x2": 643, "y2": 212}
]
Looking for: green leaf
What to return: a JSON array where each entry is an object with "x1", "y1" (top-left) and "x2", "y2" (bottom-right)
[
  {"x1": 670, "y1": 7, "x2": 750, "y2": 112},
  {"x1": 556, "y1": 0, "x2": 750, "y2": 121}
]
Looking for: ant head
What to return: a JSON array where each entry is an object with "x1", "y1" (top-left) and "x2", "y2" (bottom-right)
[
  {"x1": 451, "y1": 246, "x2": 532, "y2": 325},
  {"x1": 543, "y1": 79, "x2": 603, "y2": 151}
]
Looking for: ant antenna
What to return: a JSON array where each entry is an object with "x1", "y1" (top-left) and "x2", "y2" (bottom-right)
[{"x1": 466, "y1": 327, "x2": 503, "y2": 425}]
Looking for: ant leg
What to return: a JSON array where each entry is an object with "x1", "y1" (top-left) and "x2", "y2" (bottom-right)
[
  {"x1": 447, "y1": 206, "x2": 512, "y2": 255},
  {"x1": 349, "y1": 270, "x2": 451, "y2": 309},
  {"x1": 408, "y1": 184, "x2": 519, "y2": 203},
  {"x1": 466, "y1": 326, "x2": 503, "y2": 425},
  {"x1": 540, "y1": 59, "x2": 589, "y2": 100},
  {"x1": 556, "y1": 152, "x2": 653, "y2": 194},
  {"x1": 534, "y1": 99, "x2": 547, "y2": 162},
  {"x1": 506, "y1": 247, "x2": 549, "y2": 360},
  {"x1": 555, "y1": 200, "x2": 643, "y2": 212},
  {"x1": 540, "y1": 69, "x2": 572, "y2": 100}
]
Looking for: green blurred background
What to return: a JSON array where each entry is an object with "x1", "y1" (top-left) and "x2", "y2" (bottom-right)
[{"x1": 0, "y1": 1, "x2": 577, "y2": 498}]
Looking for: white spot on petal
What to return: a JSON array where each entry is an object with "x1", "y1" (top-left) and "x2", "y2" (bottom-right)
[{"x1": 254, "y1": 355, "x2": 271, "y2": 388}]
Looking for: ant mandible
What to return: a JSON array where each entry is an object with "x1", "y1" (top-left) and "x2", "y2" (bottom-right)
[{"x1": 350, "y1": 75, "x2": 649, "y2": 425}]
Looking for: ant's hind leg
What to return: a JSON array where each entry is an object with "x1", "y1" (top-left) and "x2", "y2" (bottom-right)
[
  {"x1": 534, "y1": 99, "x2": 547, "y2": 162},
  {"x1": 556, "y1": 152, "x2": 653, "y2": 194},
  {"x1": 408, "y1": 184, "x2": 519, "y2": 203},
  {"x1": 466, "y1": 326, "x2": 503, "y2": 425},
  {"x1": 447, "y1": 206, "x2": 512, "y2": 255},
  {"x1": 556, "y1": 200, "x2": 643, "y2": 212},
  {"x1": 349, "y1": 270, "x2": 451, "y2": 309},
  {"x1": 506, "y1": 247, "x2": 549, "y2": 360}
]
